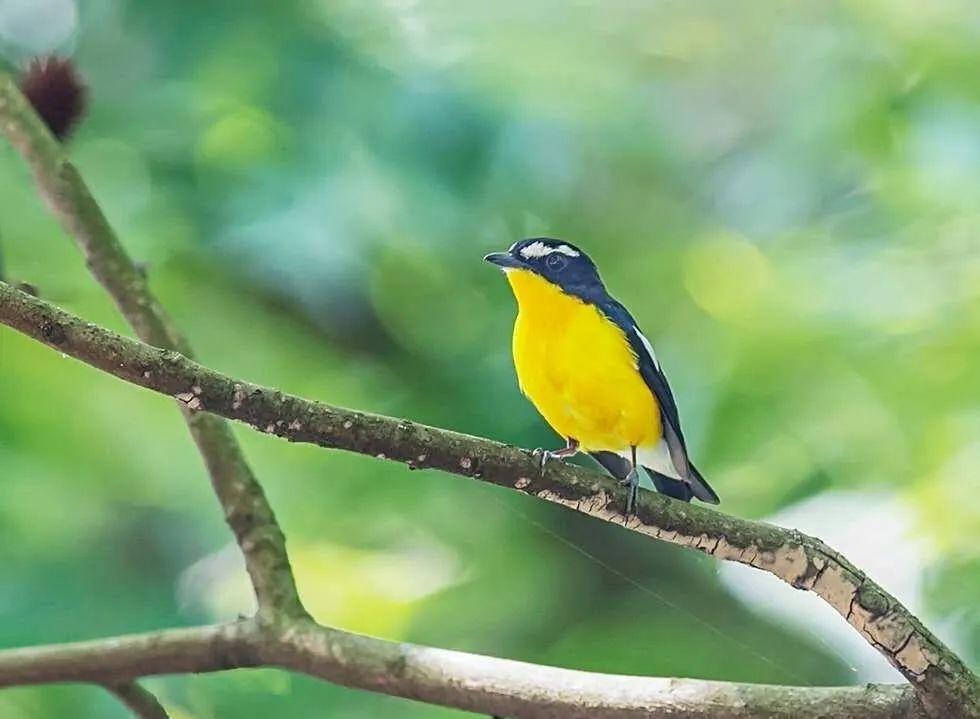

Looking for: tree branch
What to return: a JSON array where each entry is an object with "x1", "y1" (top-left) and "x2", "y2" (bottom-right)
[
  {"x1": 1, "y1": 282, "x2": 976, "y2": 717},
  {"x1": 0, "y1": 620, "x2": 929, "y2": 719},
  {"x1": 106, "y1": 682, "x2": 170, "y2": 719},
  {"x1": 0, "y1": 70, "x2": 304, "y2": 619}
]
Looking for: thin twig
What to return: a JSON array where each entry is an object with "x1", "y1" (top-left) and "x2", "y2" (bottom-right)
[{"x1": 106, "y1": 682, "x2": 170, "y2": 719}]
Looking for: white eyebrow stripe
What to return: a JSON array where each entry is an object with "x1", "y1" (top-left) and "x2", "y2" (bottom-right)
[
  {"x1": 635, "y1": 327, "x2": 661, "y2": 371},
  {"x1": 519, "y1": 241, "x2": 551, "y2": 258},
  {"x1": 518, "y1": 241, "x2": 580, "y2": 259}
]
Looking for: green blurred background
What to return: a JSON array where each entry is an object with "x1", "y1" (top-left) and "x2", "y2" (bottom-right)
[{"x1": 1, "y1": 0, "x2": 978, "y2": 716}]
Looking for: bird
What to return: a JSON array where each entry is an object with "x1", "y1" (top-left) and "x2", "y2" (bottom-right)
[{"x1": 484, "y1": 237, "x2": 719, "y2": 514}]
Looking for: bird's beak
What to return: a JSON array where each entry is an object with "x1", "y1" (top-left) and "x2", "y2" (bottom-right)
[{"x1": 484, "y1": 252, "x2": 524, "y2": 269}]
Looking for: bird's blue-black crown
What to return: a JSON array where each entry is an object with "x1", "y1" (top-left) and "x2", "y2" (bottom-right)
[{"x1": 487, "y1": 237, "x2": 606, "y2": 299}]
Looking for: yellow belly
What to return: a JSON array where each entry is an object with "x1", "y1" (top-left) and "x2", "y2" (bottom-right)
[{"x1": 505, "y1": 269, "x2": 661, "y2": 452}]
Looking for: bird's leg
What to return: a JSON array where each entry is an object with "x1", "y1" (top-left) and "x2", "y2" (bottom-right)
[
  {"x1": 620, "y1": 445, "x2": 640, "y2": 519},
  {"x1": 533, "y1": 437, "x2": 579, "y2": 471}
]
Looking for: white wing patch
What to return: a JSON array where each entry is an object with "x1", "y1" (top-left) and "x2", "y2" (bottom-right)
[
  {"x1": 517, "y1": 241, "x2": 580, "y2": 260},
  {"x1": 618, "y1": 441, "x2": 682, "y2": 479},
  {"x1": 635, "y1": 327, "x2": 661, "y2": 370}
]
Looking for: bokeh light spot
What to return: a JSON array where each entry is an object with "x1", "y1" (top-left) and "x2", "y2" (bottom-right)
[
  {"x1": 0, "y1": 0, "x2": 77, "y2": 54},
  {"x1": 683, "y1": 233, "x2": 772, "y2": 323},
  {"x1": 197, "y1": 106, "x2": 284, "y2": 169}
]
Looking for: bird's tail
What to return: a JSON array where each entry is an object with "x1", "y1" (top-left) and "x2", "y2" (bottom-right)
[
  {"x1": 648, "y1": 471, "x2": 696, "y2": 502},
  {"x1": 676, "y1": 462, "x2": 721, "y2": 504},
  {"x1": 589, "y1": 452, "x2": 720, "y2": 505}
]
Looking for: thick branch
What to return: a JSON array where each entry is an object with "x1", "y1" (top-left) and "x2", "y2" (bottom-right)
[
  {"x1": 106, "y1": 682, "x2": 170, "y2": 719},
  {"x1": 1, "y1": 283, "x2": 976, "y2": 718},
  {"x1": 0, "y1": 71, "x2": 303, "y2": 619},
  {"x1": 0, "y1": 620, "x2": 927, "y2": 719}
]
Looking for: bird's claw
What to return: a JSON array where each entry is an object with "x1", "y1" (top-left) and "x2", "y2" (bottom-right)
[
  {"x1": 532, "y1": 447, "x2": 554, "y2": 472},
  {"x1": 533, "y1": 441, "x2": 579, "y2": 474}
]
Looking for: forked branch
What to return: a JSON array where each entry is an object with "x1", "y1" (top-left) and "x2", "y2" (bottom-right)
[
  {"x1": 0, "y1": 69, "x2": 304, "y2": 620},
  {"x1": 0, "y1": 282, "x2": 977, "y2": 718}
]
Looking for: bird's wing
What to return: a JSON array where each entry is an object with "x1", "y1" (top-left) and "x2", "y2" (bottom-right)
[
  {"x1": 596, "y1": 299, "x2": 688, "y2": 458},
  {"x1": 596, "y1": 298, "x2": 720, "y2": 504}
]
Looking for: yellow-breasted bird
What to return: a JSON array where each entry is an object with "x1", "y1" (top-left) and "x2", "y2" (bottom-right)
[{"x1": 485, "y1": 238, "x2": 720, "y2": 512}]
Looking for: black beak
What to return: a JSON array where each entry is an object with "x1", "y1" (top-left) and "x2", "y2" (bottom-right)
[{"x1": 484, "y1": 252, "x2": 524, "y2": 269}]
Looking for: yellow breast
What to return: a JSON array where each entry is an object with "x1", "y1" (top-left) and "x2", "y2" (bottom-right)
[{"x1": 505, "y1": 269, "x2": 661, "y2": 452}]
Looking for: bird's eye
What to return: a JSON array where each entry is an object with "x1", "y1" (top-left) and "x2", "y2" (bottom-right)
[{"x1": 545, "y1": 253, "x2": 567, "y2": 271}]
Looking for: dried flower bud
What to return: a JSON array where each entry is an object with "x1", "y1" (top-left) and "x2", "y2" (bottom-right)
[{"x1": 20, "y1": 56, "x2": 87, "y2": 141}]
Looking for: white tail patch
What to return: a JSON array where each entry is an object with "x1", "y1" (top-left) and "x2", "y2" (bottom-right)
[{"x1": 619, "y1": 440, "x2": 682, "y2": 479}]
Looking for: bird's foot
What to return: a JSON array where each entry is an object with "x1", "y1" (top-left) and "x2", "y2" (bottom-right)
[
  {"x1": 532, "y1": 440, "x2": 579, "y2": 473},
  {"x1": 532, "y1": 447, "x2": 560, "y2": 472},
  {"x1": 620, "y1": 468, "x2": 640, "y2": 520}
]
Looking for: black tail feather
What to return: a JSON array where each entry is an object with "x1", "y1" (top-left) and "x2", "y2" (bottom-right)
[
  {"x1": 648, "y1": 471, "x2": 696, "y2": 502},
  {"x1": 589, "y1": 451, "x2": 631, "y2": 480},
  {"x1": 686, "y1": 462, "x2": 720, "y2": 504}
]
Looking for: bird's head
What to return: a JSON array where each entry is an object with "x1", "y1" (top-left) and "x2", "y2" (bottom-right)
[{"x1": 484, "y1": 238, "x2": 604, "y2": 297}]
